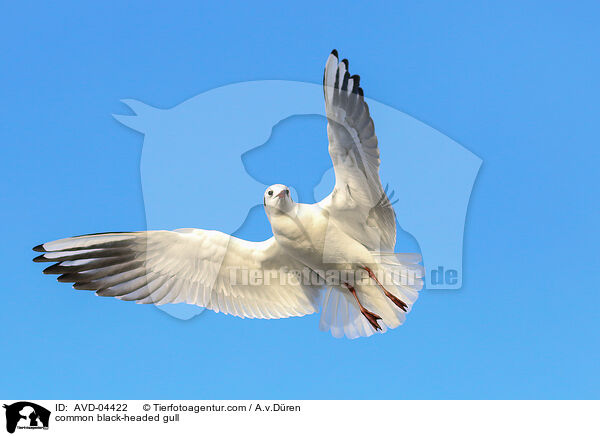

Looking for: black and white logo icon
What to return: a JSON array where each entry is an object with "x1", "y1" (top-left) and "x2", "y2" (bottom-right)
[{"x1": 3, "y1": 402, "x2": 50, "y2": 434}]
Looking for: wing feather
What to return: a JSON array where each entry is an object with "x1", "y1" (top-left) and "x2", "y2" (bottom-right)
[
  {"x1": 35, "y1": 230, "x2": 321, "y2": 319},
  {"x1": 320, "y1": 50, "x2": 396, "y2": 251}
]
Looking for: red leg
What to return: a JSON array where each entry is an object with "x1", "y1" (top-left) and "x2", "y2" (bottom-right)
[
  {"x1": 362, "y1": 266, "x2": 408, "y2": 312},
  {"x1": 343, "y1": 282, "x2": 382, "y2": 331}
]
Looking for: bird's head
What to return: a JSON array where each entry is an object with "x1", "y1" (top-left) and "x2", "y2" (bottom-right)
[{"x1": 263, "y1": 184, "x2": 294, "y2": 215}]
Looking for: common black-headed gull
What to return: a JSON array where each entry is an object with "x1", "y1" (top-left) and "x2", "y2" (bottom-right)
[{"x1": 34, "y1": 50, "x2": 424, "y2": 339}]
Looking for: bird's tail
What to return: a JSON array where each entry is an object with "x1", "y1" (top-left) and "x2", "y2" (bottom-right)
[{"x1": 319, "y1": 253, "x2": 424, "y2": 339}]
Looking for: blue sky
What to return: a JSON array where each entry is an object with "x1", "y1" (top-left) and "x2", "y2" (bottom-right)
[{"x1": 1, "y1": 1, "x2": 598, "y2": 399}]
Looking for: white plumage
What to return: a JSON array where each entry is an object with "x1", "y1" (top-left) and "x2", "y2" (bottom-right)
[{"x1": 34, "y1": 50, "x2": 423, "y2": 339}]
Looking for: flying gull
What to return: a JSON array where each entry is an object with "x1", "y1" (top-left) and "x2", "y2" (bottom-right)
[{"x1": 34, "y1": 50, "x2": 424, "y2": 339}]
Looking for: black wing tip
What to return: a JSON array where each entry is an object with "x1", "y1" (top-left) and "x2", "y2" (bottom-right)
[
  {"x1": 73, "y1": 282, "x2": 96, "y2": 291},
  {"x1": 331, "y1": 49, "x2": 338, "y2": 58},
  {"x1": 57, "y1": 274, "x2": 75, "y2": 283},
  {"x1": 33, "y1": 244, "x2": 46, "y2": 252},
  {"x1": 33, "y1": 254, "x2": 48, "y2": 263},
  {"x1": 43, "y1": 264, "x2": 62, "y2": 275},
  {"x1": 341, "y1": 71, "x2": 350, "y2": 91}
]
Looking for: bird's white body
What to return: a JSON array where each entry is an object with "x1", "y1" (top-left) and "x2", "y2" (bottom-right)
[
  {"x1": 269, "y1": 201, "x2": 368, "y2": 271},
  {"x1": 35, "y1": 50, "x2": 424, "y2": 338},
  {"x1": 260, "y1": 182, "x2": 422, "y2": 336}
]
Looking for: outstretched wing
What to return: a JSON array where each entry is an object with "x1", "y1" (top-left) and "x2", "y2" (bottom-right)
[
  {"x1": 319, "y1": 50, "x2": 396, "y2": 251},
  {"x1": 34, "y1": 230, "x2": 320, "y2": 319}
]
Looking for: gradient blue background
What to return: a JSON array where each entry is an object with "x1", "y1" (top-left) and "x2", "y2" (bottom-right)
[{"x1": 1, "y1": 1, "x2": 598, "y2": 399}]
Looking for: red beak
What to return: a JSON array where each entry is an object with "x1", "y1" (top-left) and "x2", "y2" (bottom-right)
[{"x1": 276, "y1": 190, "x2": 286, "y2": 199}]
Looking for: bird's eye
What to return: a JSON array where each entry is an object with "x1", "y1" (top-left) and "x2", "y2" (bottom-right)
[
  {"x1": 285, "y1": 189, "x2": 289, "y2": 195},
  {"x1": 268, "y1": 190, "x2": 273, "y2": 196}
]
